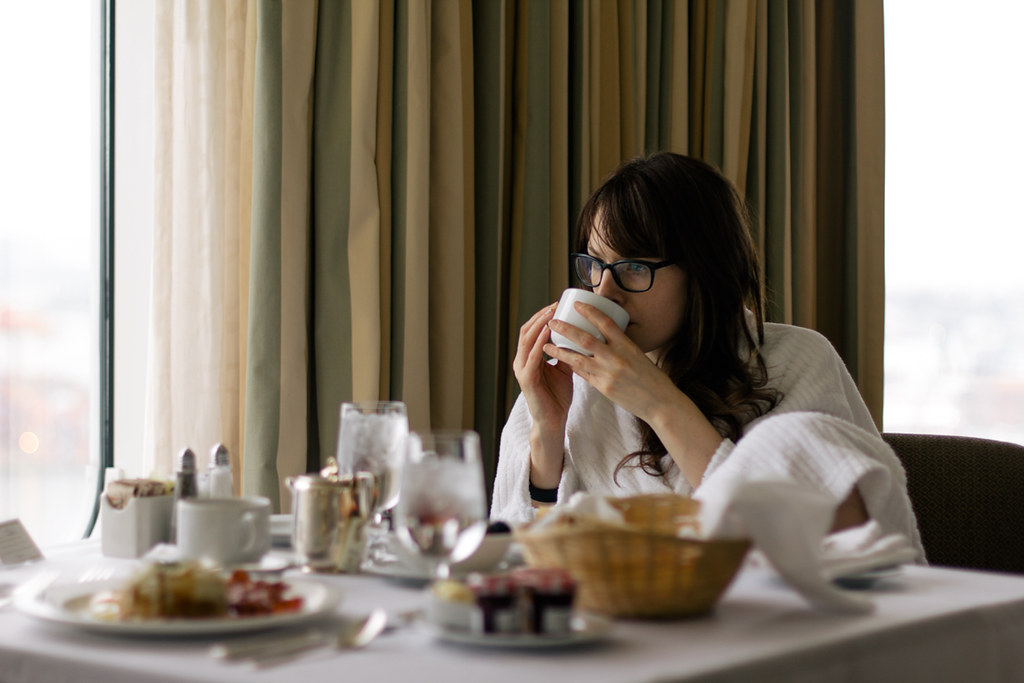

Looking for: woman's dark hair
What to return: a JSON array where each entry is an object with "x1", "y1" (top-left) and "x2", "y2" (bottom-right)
[{"x1": 574, "y1": 152, "x2": 780, "y2": 478}]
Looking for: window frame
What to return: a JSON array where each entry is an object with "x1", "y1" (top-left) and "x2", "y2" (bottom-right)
[{"x1": 84, "y1": 0, "x2": 115, "y2": 538}]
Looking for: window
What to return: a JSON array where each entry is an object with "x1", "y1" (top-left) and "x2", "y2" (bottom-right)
[
  {"x1": 884, "y1": 3, "x2": 1024, "y2": 442},
  {"x1": 112, "y1": 1, "x2": 154, "y2": 493},
  {"x1": 0, "y1": 1, "x2": 106, "y2": 545}
]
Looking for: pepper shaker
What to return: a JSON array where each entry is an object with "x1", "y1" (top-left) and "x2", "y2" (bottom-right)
[{"x1": 170, "y1": 448, "x2": 198, "y2": 542}]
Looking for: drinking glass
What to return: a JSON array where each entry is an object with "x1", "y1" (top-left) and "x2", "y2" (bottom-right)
[
  {"x1": 335, "y1": 401, "x2": 409, "y2": 562},
  {"x1": 393, "y1": 430, "x2": 488, "y2": 581}
]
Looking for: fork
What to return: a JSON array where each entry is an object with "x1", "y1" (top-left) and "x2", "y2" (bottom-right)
[
  {"x1": 210, "y1": 609, "x2": 389, "y2": 668},
  {"x1": 383, "y1": 608, "x2": 422, "y2": 632},
  {"x1": 64, "y1": 566, "x2": 115, "y2": 585},
  {"x1": 211, "y1": 605, "x2": 417, "y2": 665},
  {"x1": 76, "y1": 566, "x2": 118, "y2": 584}
]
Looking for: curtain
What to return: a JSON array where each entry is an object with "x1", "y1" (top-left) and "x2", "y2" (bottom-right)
[
  {"x1": 243, "y1": 1, "x2": 478, "y2": 508},
  {"x1": 738, "y1": 0, "x2": 887, "y2": 420},
  {"x1": 145, "y1": 0, "x2": 252, "y2": 481},
  {"x1": 148, "y1": 0, "x2": 885, "y2": 508}
]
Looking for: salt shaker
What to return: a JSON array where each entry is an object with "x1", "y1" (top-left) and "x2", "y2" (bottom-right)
[
  {"x1": 208, "y1": 443, "x2": 233, "y2": 498},
  {"x1": 170, "y1": 447, "x2": 198, "y2": 542}
]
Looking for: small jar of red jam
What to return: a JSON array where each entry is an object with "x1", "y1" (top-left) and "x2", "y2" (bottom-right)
[
  {"x1": 513, "y1": 568, "x2": 577, "y2": 634},
  {"x1": 466, "y1": 572, "x2": 522, "y2": 634}
]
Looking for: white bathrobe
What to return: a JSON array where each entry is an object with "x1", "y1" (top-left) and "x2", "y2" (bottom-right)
[{"x1": 491, "y1": 322, "x2": 924, "y2": 558}]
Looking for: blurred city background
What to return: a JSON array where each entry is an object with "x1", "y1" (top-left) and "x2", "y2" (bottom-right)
[{"x1": 1, "y1": 1, "x2": 100, "y2": 547}]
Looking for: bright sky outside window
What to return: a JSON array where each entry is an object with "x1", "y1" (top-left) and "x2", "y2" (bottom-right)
[
  {"x1": 0, "y1": 1, "x2": 101, "y2": 545},
  {"x1": 884, "y1": 1, "x2": 1024, "y2": 442}
]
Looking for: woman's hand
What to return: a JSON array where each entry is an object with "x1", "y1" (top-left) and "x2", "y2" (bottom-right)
[
  {"x1": 545, "y1": 302, "x2": 723, "y2": 486},
  {"x1": 513, "y1": 303, "x2": 574, "y2": 488},
  {"x1": 831, "y1": 488, "x2": 869, "y2": 532},
  {"x1": 544, "y1": 302, "x2": 672, "y2": 419}
]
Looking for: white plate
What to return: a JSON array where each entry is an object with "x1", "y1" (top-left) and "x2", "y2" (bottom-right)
[
  {"x1": 422, "y1": 612, "x2": 612, "y2": 649},
  {"x1": 833, "y1": 565, "x2": 903, "y2": 589},
  {"x1": 14, "y1": 577, "x2": 341, "y2": 636},
  {"x1": 270, "y1": 514, "x2": 292, "y2": 547}
]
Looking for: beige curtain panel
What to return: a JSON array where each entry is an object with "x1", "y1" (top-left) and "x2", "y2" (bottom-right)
[
  {"x1": 144, "y1": 0, "x2": 252, "y2": 482},
  {"x1": 147, "y1": 0, "x2": 885, "y2": 509}
]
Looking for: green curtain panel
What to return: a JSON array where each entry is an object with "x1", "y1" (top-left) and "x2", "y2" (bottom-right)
[
  {"x1": 244, "y1": 0, "x2": 286, "y2": 509},
  {"x1": 240, "y1": 0, "x2": 885, "y2": 506},
  {"x1": 243, "y1": 0, "x2": 318, "y2": 508}
]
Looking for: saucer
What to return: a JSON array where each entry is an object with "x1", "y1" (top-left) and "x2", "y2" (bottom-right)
[
  {"x1": 833, "y1": 565, "x2": 903, "y2": 589},
  {"x1": 231, "y1": 553, "x2": 293, "y2": 575},
  {"x1": 270, "y1": 514, "x2": 292, "y2": 547},
  {"x1": 362, "y1": 534, "x2": 514, "y2": 582},
  {"x1": 421, "y1": 612, "x2": 612, "y2": 649}
]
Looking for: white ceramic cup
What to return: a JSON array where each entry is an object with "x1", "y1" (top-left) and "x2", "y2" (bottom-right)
[
  {"x1": 550, "y1": 288, "x2": 629, "y2": 356},
  {"x1": 177, "y1": 496, "x2": 271, "y2": 566}
]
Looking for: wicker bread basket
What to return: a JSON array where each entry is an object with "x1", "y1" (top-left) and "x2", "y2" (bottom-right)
[{"x1": 514, "y1": 494, "x2": 749, "y2": 618}]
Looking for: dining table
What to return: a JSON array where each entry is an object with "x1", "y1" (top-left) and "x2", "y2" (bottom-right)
[{"x1": 3, "y1": 537, "x2": 1024, "y2": 683}]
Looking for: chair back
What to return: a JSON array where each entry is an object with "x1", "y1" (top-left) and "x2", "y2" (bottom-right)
[{"x1": 883, "y1": 432, "x2": 1024, "y2": 573}]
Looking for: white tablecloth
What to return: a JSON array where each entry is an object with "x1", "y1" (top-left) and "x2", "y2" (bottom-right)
[{"x1": 3, "y1": 540, "x2": 1024, "y2": 682}]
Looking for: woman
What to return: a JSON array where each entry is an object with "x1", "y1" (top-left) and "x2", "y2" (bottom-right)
[{"x1": 491, "y1": 152, "x2": 921, "y2": 554}]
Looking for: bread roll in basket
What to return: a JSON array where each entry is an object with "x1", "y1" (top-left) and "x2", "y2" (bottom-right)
[{"x1": 514, "y1": 494, "x2": 749, "y2": 618}]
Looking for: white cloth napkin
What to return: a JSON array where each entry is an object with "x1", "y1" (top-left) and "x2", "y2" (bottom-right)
[
  {"x1": 819, "y1": 520, "x2": 920, "y2": 580},
  {"x1": 694, "y1": 478, "x2": 917, "y2": 613}
]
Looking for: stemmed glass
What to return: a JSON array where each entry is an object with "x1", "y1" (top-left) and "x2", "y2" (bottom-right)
[
  {"x1": 335, "y1": 401, "x2": 409, "y2": 564},
  {"x1": 392, "y1": 430, "x2": 488, "y2": 581}
]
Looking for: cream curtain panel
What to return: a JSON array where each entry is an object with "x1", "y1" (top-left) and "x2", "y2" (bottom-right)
[
  {"x1": 146, "y1": 0, "x2": 885, "y2": 508},
  {"x1": 144, "y1": 1, "x2": 252, "y2": 481}
]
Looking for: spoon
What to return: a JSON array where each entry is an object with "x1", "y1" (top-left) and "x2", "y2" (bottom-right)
[
  {"x1": 343, "y1": 608, "x2": 389, "y2": 647},
  {"x1": 246, "y1": 608, "x2": 389, "y2": 668}
]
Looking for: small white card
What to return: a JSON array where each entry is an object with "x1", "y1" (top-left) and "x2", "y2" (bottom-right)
[{"x1": 0, "y1": 519, "x2": 44, "y2": 566}]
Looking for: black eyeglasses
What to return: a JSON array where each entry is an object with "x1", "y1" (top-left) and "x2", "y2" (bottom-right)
[{"x1": 571, "y1": 253, "x2": 674, "y2": 293}]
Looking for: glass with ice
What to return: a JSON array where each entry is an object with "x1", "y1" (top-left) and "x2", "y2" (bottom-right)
[
  {"x1": 335, "y1": 401, "x2": 409, "y2": 562},
  {"x1": 393, "y1": 430, "x2": 487, "y2": 580}
]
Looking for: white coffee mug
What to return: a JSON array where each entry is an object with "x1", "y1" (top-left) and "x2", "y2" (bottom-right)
[
  {"x1": 177, "y1": 496, "x2": 271, "y2": 566},
  {"x1": 550, "y1": 288, "x2": 629, "y2": 356}
]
